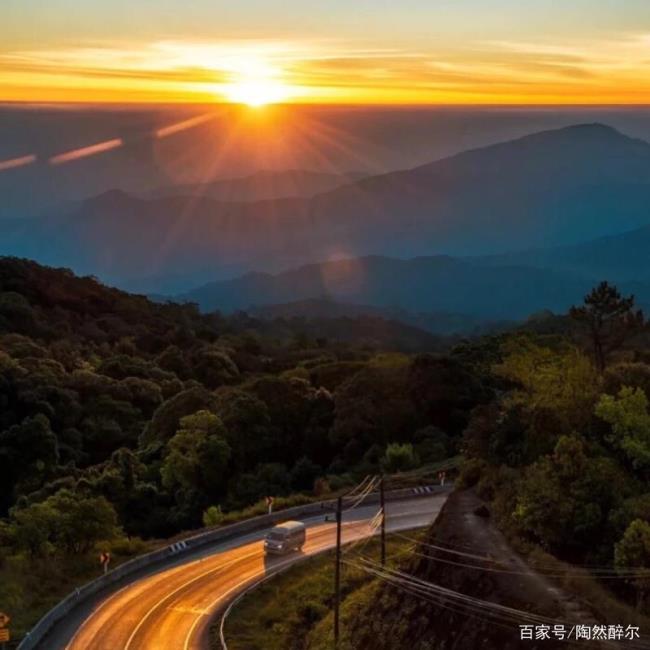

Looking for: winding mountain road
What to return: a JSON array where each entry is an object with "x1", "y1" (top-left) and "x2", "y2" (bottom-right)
[{"x1": 40, "y1": 493, "x2": 446, "y2": 650}]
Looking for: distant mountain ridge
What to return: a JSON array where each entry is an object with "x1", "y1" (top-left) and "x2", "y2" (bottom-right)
[
  {"x1": 177, "y1": 238, "x2": 650, "y2": 326},
  {"x1": 147, "y1": 169, "x2": 366, "y2": 201},
  {"x1": 177, "y1": 254, "x2": 629, "y2": 322},
  {"x1": 246, "y1": 297, "x2": 506, "y2": 335},
  {"x1": 3, "y1": 123, "x2": 650, "y2": 293},
  {"x1": 475, "y1": 223, "x2": 650, "y2": 283}
]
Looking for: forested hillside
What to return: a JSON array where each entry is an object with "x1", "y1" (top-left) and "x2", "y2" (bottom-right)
[
  {"x1": 0, "y1": 257, "x2": 484, "y2": 559},
  {"x1": 323, "y1": 283, "x2": 650, "y2": 648}
]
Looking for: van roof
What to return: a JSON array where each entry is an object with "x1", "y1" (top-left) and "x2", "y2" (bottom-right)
[{"x1": 273, "y1": 520, "x2": 306, "y2": 532}]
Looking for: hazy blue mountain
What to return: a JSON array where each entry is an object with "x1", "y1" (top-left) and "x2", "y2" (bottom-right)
[
  {"x1": 476, "y1": 223, "x2": 650, "y2": 283},
  {"x1": 176, "y1": 254, "x2": 639, "y2": 321},
  {"x1": 8, "y1": 104, "x2": 650, "y2": 220},
  {"x1": 246, "y1": 297, "x2": 506, "y2": 335},
  {"x1": 4, "y1": 123, "x2": 650, "y2": 292},
  {"x1": 147, "y1": 169, "x2": 366, "y2": 201}
]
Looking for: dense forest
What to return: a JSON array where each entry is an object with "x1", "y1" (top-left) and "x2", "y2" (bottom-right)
[
  {"x1": 326, "y1": 282, "x2": 650, "y2": 650},
  {"x1": 461, "y1": 281, "x2": 650, "y2": 597},
  {"x1": 0, "y1": 257, "x2": 483, "y2": 564}
]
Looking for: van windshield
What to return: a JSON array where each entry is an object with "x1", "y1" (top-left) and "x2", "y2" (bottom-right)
[{"x1": 267, "y1": 530, "x2": 287, "y2": 540}]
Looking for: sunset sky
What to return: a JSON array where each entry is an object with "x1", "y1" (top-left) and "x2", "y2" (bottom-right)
[{"x1": 3, "y1": 0, "x2": 650, "y2": 104}]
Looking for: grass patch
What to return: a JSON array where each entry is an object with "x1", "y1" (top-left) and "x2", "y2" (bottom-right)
[
  {"x1": 217, "y1": 532, "x2": 422, "y2": 650},
  {"x1": 0, "y1": 537, "x2": 154, "y2": 643}
]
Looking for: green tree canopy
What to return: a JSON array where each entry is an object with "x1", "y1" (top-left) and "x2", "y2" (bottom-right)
[
  {"x1": 515, "y1": 434, "x2": 627, "y2": 553},
  {"x1": 494, "y1": 338, "x2": 601, "y2": 460},
  {"x1": 596, "y1": 386, "x2": 650, "y2": 472},
  {"x1": 161, "y1": 410, "x2": 231, "y2": 502},
  {"x1": 570, "y1": 281, "x2": 643, "y2": 372},
  {"x1": 614, "y1": 519, "x2": 650, "y2": 610},
  {"x1": 382, "y1": 442, "x2": 419, "y2": 473},
  {"x1": 10, "y1": 489, "x2": 120, "y2": 556}
]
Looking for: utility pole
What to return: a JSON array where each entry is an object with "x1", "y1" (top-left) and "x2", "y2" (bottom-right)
[
  {"x1": 334, "y1": 495, "x2": 342, "y2": 648},
  {"x1": 380, "y1": 474, "x2": 386, "y2": 567}
]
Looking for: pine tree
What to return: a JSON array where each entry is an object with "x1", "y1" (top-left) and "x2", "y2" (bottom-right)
[{"x1": 570, "y1": 281, "x2": 644, "y2": 371}]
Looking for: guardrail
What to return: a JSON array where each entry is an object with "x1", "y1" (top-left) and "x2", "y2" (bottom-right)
[{"x1": 17, "y1": 485, "x2": 441, "y2": 650}]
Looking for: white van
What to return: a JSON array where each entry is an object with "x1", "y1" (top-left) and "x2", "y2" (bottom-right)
[{"x1": 264, "y1": 521, "x2": 306, "y2": 555}]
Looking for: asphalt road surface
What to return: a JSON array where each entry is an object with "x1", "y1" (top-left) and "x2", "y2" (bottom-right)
[{"x1": 43, "y1": 493, "x2": 447, "y2": 650}]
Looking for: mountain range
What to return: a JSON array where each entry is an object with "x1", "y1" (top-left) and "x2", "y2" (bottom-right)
[
  {"x1": 177, "y1": 213, "x2": 650, "y2": 327},
  {"x1": 2, "y1": 121, "x2": 650, "y2": 329},
  {"x1": 176, "y1": 249, "x2": 650, "y2": 325},
  {"x1": 146, "y1": 169, "x2": 365, "y2": 201},
  {"x1": 3, "y1": 123, "x2": 650, "y2": 294},
  {"x1": 246, "y1": 297, "x2": 508, "y2": 336},
  {"x1": 478, "y1": 222, "x2": 650, "y2": 283}
]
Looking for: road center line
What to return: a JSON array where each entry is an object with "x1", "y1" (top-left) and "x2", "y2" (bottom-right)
[{"x1": 122, "y1": 549, "x2": 261, "y2": 650}]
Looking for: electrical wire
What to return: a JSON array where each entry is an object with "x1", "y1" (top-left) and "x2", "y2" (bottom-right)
[
  {"x1": 392, "y1": 531, "x2": 650, "y2": 578},
  {"x1": 347, "y1": 557, "x2": 558, "y2": 627},
  {"x1": 346, "y1": 557, "x2": 650, "y2": 649},
  {"x1": 346, "y1": 559, "x2": 650, "y2": 649},
  {"x1": 342, "y1": 508, "x2": 383, "y2": 556},
  {"x1": 343, "y1": 475, "x2": 380, "y2": 512},
  {"x1": 345, "y1": 475, "x2": 372, "y2": 498},
  {"x1": 404, "y1": 548, "x2": 650, "y2": 580}
]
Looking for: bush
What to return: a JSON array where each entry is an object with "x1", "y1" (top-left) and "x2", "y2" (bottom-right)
[
  {"x1": 202, "y1": 505, "x2": 225, "y2": 527},
  {"x1": 456, "y1": 458, "x2": 487, "y2": 488},
  {"x1": 10, "y1": 489, "x2": 121, "y2": 556},
  {"x1": 109, "y1": 536, "x2": 150, "y2": 557},
  {"x1": 615, "y1": 519, "x2": 650, "y2": 611},
  {"x1": 476, "y1": 467, "x2": 498, "y2": 501},
  {"x1": 381, "y1": 443, "x2": 419, "y2": 473}
]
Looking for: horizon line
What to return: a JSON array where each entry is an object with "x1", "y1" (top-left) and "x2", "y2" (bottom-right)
[{"x1": 3, "y1": 100, "x2": 650, "y2": 111}]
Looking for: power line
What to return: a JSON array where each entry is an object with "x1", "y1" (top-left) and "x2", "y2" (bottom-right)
[
  {"x1": 347, "y1": 558, "x2": 556, "y2": 627},
  {"x1": 345, "y1": 475, "x2": 372, "y2": 498},
  {"x1": 347, "y1": 558, "x2": 650, "y2": 650},
  {"x1": 405, "y1": 548, "x2": 649, "y2": 580},
  {"x1": 343, "y1": 475, "x2": 380, "y2": 512},
  {"x1": 392, "y1": 532, "x2": 650, "y2": 578},
  {"x1": 341, "y1": 509, "x2": 383, "y2": 557}
]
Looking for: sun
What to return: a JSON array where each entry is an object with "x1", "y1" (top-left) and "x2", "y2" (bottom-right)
[
  {"x1": 215, "y1": 53, "x2": 298, "y2": 107},
  {"x1": 224, "y1": 77, "x2": 291, "y2": 107}
]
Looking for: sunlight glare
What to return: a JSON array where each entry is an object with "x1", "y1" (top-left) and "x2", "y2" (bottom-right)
[
  {"x1": 224, "y1": 78, "x2": 291, "y2": 107},
  {"x1": 220, "y1": 55, "x2": 293, "y2": 107}
]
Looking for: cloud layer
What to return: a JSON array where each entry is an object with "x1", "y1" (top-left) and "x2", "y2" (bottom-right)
[{"x1": 2, "y1": 33, "x2": 650, "y2": 104}]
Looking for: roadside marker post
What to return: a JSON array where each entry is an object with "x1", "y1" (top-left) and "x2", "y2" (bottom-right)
[{"x1": 100, "y1": 551, "x2": 111, "y2": 574}]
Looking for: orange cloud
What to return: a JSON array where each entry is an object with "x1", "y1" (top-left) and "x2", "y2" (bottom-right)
[{"x1": 2, "y1": 35, "x2": 650, "y2": 104}]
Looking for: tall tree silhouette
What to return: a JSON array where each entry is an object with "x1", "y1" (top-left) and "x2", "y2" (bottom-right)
[{"x1": 570, "y1": 281, "x2": 644, "y2": 372}]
